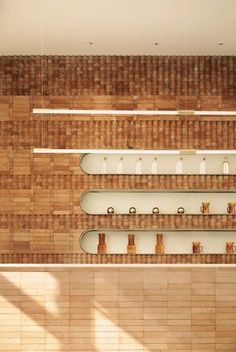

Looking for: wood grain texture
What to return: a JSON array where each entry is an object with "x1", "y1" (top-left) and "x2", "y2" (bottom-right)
[
  {"x1": 0, "y1": 56, "x2": 235, "y2": 96},
  {"x1": 0, "y1": 56, "x2": 236, "y2": 262}
]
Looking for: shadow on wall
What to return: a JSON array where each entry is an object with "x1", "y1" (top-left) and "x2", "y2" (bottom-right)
[{"x1": 1, "y1": 268, "x2": 234, "y2": 351}]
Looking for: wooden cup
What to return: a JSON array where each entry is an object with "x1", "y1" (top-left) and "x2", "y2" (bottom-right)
[
  {"x1": 155, "y1": 234, "x2": 164, "y2": 255},
  {"x1": 192, "y1": 241, "x2": 203, "y2": 254},
  {"x1": 200, "y1": 202, "x2": 210, "y2": 214},
  {"x1": 97, "y1": 233, "x2": 106, "y2": 254},
  {"x1": 227, "y1": 202, "x2": 236, "y2": 214},
  {"x1": 226, "y1": 241, "x2": 236, "y2": 254},
  {"x1": 127, "y1": 234, "x2": 136, "y2": 254}
]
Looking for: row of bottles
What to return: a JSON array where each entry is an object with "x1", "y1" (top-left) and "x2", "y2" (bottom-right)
[
  {"x1": 100, "y1": 156, "x2": 231, "y2": 174},
  {"x1": 97, "y1": 233, "x2": 236, "y2": 255},
  {"x1": 107, "y1": 202, "x2": 236, "y2": 214}
]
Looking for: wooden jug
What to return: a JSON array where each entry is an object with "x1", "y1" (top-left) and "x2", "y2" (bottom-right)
[
  {"x1": 200, "y1": 202, "x2": 210, "y2": 214},
  {"x1": 127, "y1": 234, "x2": 136, "y2": 254},
  {"x1": 192, "y1": 241, "x2": 203, "y2": 254},
  {"x1": 227, "y1": 202, "x2": 236, "y2": 214},
  {"x1": 97, "y1": 233, "x2": 106, "y2": 254},
  {"x1": 155, "y1": 234, "x2": 164, "y2": 255},
  {"x1": 226, "y1": 241, "x2": 236, "y2": 254}
]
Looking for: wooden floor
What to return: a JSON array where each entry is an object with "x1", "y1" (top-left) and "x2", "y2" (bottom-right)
[{"x1": 0, "y1": 267, "x2": 235, "y2": 351}]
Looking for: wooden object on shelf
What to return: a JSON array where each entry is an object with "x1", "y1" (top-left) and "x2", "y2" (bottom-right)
[
  {"x1": 226, "y1": 241, "x2": 236, "y2": 254},
  {"x1": 200, "y1": 202, "x2": 210, "y2": 214},
  {"x1": 192, "y1": 241, "x2": 203, "y2": 254},
  {"x1": 227, "y1": 202, "x2": 236, "y2": 214},
  {"x1": 127, "y1": 234, "x2": 136, "y2": 254},
  {"x1": 155, "y1": 234, "x2": 164, "y2": 254},
  {"x1": 97, "y1": 233, "x2": 106, "y2": 254}
]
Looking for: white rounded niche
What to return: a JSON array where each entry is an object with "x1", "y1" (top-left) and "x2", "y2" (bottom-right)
[
  {"x1": 80, "y1": 153, "x2": 236, "y2": 175},
  {"x1": 80, "y1": 230, "x2": 236, "y2": 254},
  {"x1": 80, "y1": 190, "x2": 236, "y2": 215}
]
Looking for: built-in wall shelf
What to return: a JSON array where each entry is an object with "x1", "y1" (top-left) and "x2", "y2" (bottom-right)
[
  {"x1": 81, "y1": 230, "x2": 236, "y2": 255},
  {"x1": 81, "y1": 190, "x2": 236, "y2": 215},
  {"x1": 80, "y1": 153, "x2": 236, "y2": 175}
]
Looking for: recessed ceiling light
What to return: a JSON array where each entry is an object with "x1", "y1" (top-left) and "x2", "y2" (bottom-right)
[{"x1": 218, "y1": 42, "x2": 224, "y2": 46}]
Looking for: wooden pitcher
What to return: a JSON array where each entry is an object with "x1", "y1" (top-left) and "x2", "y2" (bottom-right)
[
  {"x1": 226, "y1": 241, "x2": 236, "y2": 254},
  {"x1": 127, "y1": 234, "x2": 136, "y2": 254},
  {"x1": 155, "y1": 234, "x2": 164, "y2": 255},
  {"x1": 97, "y1": 233, "x2": 106, "y2": 254},
  {"x1": 227, "y1": 202, "x2": 236, "y2": 214},
  {"x1": 192, "y1": 241, "x2": 203, "y2": 254},
  {"x1": 200, "y1": 202, "x2": 210, "y2": 214}
]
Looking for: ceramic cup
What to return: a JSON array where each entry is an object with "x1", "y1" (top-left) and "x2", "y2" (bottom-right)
[
  {"x1": 226, "y1": 241, "x2": 236, "y2": 254},
  {"x1": 200, "y1": 202, "x2": 210, "y2": 214},
  {"x1": 227, "y1": 202, "x2": 236, "y2": 214},
  {"x1": 192, "y1": 241, "x2": 203, "y2": 254}
]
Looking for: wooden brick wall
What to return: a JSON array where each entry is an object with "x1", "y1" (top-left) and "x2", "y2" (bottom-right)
[
  {"x1": 0, "y1": 267, "x2": 236, "y2": 351},
  {"x1": 0, "y1": 56, "x2": 236, "y2": 262},
  {"x1": 0, "y1": 56, "x2": 235, "y2": 96}
]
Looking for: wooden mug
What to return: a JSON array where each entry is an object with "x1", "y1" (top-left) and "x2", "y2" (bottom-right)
[
  {"x1": 155, "y1": 234, "x2": 164, "y2": 255},
  {"x1": 192, "y1": 241, "x2": 203, "y2": 254},
  {"x1": 227, "y1": 202, "x2": 236, "y2": 214},
  {"x1": 200, "y1": 202, "x2": 210, "y2": 214},
  {"x1": 127, "y1": 234, "x2": 136, "y2": 254},
  {"x1": 97, "y1": 233, "x2": 106, "y2": 254},
  {"x1": 226, "y1": 241, "x2": 236, "y2": 254}
]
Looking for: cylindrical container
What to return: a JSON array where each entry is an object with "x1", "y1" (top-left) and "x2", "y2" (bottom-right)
[
  {"x1": 192, "y1": 241, "x2": 203, "y2": 254},
  {"x1": 226, "y1": 241, "x2": 236, "y2": 254},
  {"x1": 227, "y1": 202, "x2": 236, "y2": 214},
  {"x1": 127, "y1": 234, "x2": 136, "y2": 254},
  {"x1": 155, "y1": 234, "x2": 164, "y2": 255},
  {"x1": 97, "y1": 233, "x2": 106, "y2": 254},
  {"x1": 200, "y1": 202, "x2": 210, "y2": 214}
]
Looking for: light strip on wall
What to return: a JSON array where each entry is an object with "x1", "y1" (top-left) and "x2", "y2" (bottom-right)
[
  {"x1": 33, "y1": 148, "x2": 236, "y2": 155},
  {"x1": 33, "y1": 109, "x2": 236, "y2": 116},
  {"x1": 33, "y1": 148, "x2": 180, "y2": 155}
]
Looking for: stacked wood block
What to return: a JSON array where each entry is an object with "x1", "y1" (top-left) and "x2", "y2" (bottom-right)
[
  {"x1": 0, "y1": 56, "x2": 236, "y2": 263},
  {"x1": 0, "y1": 56, "x2": 235, "y2": 96}
]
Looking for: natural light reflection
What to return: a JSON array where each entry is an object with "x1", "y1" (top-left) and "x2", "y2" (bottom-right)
[{"x1": 93, "y1": 301, "x2": 146, "y2": 351}]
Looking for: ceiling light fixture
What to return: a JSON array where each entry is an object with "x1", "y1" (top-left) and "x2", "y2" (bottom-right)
[
  {"x1": 33, "y1": 148, "x2": 236, "y2": 155},
  {"x1": 32, "y1": 109, "x2": 236, "y2": 116}
]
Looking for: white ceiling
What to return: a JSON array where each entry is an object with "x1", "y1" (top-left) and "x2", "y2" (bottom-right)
[{"x1": 0, "y1": 0, "x2": 236, "y2": 55}]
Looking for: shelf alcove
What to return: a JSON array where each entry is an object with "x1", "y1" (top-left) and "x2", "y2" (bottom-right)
[
  {"x1": 80, "y1": 152, "x2": 236, "y2": 175},
  {"x1": 80, "y1": 229, "x2": 236, "y2": 254},
  {"x1": 80, "y1": 190, "x2": 236, "y2": 215}
]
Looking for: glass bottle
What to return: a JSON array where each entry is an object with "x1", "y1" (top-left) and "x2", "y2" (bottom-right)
[
  {"x1": 176, "y1": 157, "x2": 183, "y2": 174},
  {"x1": 151, "y1": 157, "x2": 158, "y2": 174},
  {"x1": 117, "y1": 157, "x2": 123, "y2": 174},
  {"x1": 223, "y1": 157, "x2": 230, "y2": 174},
  {"x1": 100, "y1": 157, "x2": 107, "y2": 174},
  {"x1": 199, "y1": 157, "x2": 206, "y2": 174},
  {"x1": 135, "y1": 157, "x2": 142, "y2": 174}
]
